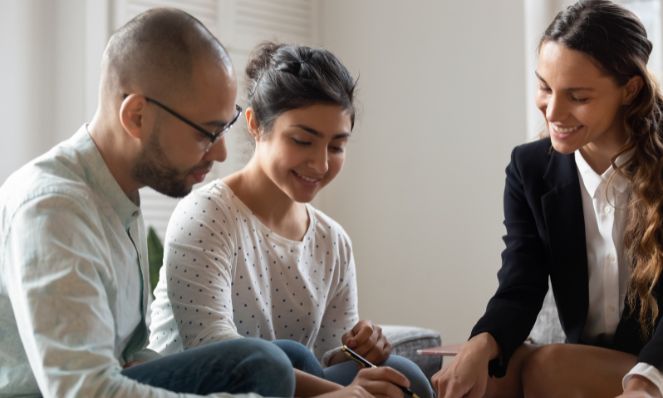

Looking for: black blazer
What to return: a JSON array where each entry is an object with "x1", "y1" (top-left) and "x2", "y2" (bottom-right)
[{"x1": 471, "y1": 137, "x2": 663, "y2": 377}]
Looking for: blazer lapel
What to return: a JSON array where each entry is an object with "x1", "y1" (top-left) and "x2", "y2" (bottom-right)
[{"x1": 541, "y1": 151, "x2": 589, "y2": 343}]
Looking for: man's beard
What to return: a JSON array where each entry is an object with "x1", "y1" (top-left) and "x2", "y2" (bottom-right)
[{"x1": 132, "y1": 128, "x2": 196, "y2": 198}]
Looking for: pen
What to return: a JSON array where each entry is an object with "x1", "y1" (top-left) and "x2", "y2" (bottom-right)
[{"x1": 341, "y1": 344, "x2": 421, "y2": 398}]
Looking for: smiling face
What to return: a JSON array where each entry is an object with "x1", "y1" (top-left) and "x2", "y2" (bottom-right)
[
  {"x1": 252, "y1": 103, "x2": 352, "y2": 203},
  {"x1": 536, "y1": 41, "x2": 632, "y2": 163}
]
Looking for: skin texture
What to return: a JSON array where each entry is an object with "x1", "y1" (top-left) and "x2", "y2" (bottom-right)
[
  {"x1": 342, "y1": 320, "x2": 392, "y2": 366},
  {"x1": 309, "y1": 368, "x2": 411, "y2": 398},
  {"x1": 536, "y1": 41, "x2": 641, "y2": 174},
  {"x1": 125, "y1": 54, "x2": 238, "y2": 197},
  {"x1": 431, "y1": 41, "x2": 653, "y2": 398},
  {"x1": 228, "y1": 104, "x2": 352, "y2": 240},
  {"x1": 81, "y1": 9, "x2": 408, "y2": 398},
  {"x1": 90, "y1": 59, "x2": 237, "y2": 202},
  {"x1": 224, "y1": 104, "x2": 401, "y2": 396}
]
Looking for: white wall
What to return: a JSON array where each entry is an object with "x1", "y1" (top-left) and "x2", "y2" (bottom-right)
[
  {"x1": 0, "y1": 0, "x2": 88, "y2": 182},
  {"x1": 1, "y1": 0, "x2": 531, "y2": 347},
  {"x1": 317, "y1": 1, "x2": 528, "y2": 345}
]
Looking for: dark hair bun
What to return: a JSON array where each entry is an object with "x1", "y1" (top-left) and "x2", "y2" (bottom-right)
[
  {"x1": 245, "y1": 42, "x2": 283, "y2": 82},
  {"x1": 244, "y1": 41, "x2": 357, "y2": 131}
]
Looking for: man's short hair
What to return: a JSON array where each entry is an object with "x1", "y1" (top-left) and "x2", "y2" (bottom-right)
[{"x1": 102, "y1": 8, "x2": 232, "y2": 100}]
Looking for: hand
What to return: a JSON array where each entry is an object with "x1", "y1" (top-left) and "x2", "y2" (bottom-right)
[
  {"x1": 313, "y1": 367, "x2": 409, "y2": 398},
  {"x1": 122, "y1": 360, "x2": 144, "y2": 369},
  {"x1": 431, "y1": 333, "x2": 498, "y2": 398},
  {"x1": 351, "y1": 366, "x2": 411, "y2": 398},
  {"x1": 314, "y1": 385, "x2": 371, "y2": 398},
  {"x1": 342, "y1": 320, "x2": 391, "y2": 365},
  {"x1": 617, "y1": 392, "x2": 657, "y2": 398},
  {"x1": 616, "y1": 375, "x2": 662, "y2": 398},
  {"x1": 294, "y1": 369, "x2": 344, "y2": 397}
]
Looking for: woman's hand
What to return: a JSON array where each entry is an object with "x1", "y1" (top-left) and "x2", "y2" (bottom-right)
[
  {"x1": 313, "y1": 385, "x2": 372, "y2": 398},
  {"x1": 615, "y1": 375, "x2": 662, "y2": 398},
  {"x1": 294, "y1": 369, "x2": 343, "y2": 397},
  {"x1": 313, "y1": 367, "x2": 409, "y2": 398},
  {"x1": 350, "y1": 366, "x2": 411, "y2": 398},
  {"x1": 342, "y1": 320, "x2": 391, "y2": 365},
  {"x1": 431, "y1": 333, "x2": 498, "y2": 398}
]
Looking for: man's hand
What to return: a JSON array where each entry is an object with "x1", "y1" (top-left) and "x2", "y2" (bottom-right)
[
  {"x1": 314, "y1": 367, "x2": 409, "y2": 398},
  {"x1": 350, "y1": 366, "x2": 411, "y2": 398}
]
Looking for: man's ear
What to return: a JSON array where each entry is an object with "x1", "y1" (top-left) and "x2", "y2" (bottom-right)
[
  {"x1": 119, "y1": 94, "x2": 147, "y2": 140},
  {"x1": 623, "y1": 75, "x2": 644, "y2": 105},
  {"x1": 245, "y1": 107, "x2": 261, "y2": 141}
]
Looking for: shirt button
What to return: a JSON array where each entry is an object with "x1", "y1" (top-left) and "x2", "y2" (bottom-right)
[
  {"x1": 604, "y1": 205, "x2": 613, "y2": 214},
  {"x1": 607, "y1": 254, "x2": 616, "y2": 263}
]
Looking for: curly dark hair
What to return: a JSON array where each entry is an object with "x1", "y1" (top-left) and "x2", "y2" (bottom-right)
[{"x1": 543, "y1": 0, "x2": 663, "y2": 333}]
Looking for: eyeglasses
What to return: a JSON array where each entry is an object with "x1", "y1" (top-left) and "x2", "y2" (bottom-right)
[{"x1": 124, "y1": 94, "x2": 242, "y2": 149}]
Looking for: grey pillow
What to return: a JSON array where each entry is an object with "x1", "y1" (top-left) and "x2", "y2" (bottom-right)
[{"x1": 382, "y1": 325, "x2": 442, "y2": 380}]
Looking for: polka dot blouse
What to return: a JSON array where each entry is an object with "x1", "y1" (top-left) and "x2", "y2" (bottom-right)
[{"x1": 148, "y1": 180, "x2": 359, "y2": 362}]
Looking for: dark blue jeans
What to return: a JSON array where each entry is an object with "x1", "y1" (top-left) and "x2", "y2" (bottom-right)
[
  {"x1": 273, "y1": 339, "x2": 435, "y2": 398},
  {"x1": 123, "y1": 338, "x2": 294, "y2": 396}
]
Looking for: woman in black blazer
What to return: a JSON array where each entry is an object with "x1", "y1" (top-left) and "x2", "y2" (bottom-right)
[{"x1": 433, "y1": 1, "x2": 663, "y2": 397}]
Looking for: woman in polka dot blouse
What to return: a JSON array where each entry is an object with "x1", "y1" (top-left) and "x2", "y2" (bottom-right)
[{"x1": 148, "y1": 42, "x2": 433, "y2": 398}]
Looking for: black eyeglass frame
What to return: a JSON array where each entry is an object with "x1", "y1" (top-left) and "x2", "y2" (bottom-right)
[{"x1": 123, "y1": 94, "x2": 242, "y2": 144}]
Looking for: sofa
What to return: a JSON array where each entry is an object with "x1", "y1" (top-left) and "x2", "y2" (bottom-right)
[
  {"x1": 147, "y1": 228, "x2": 443, "y2": 379},
  {"x1": 382, "y1": 325, "x2": 442, "y2": 380},
  {"x1": 528, "y1": 281, "x2": 566, "y2": 345}
]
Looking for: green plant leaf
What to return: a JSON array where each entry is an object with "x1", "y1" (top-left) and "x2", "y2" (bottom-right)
[{"x1": 147, "y1": 226, "x2": 164, "y2": 297}]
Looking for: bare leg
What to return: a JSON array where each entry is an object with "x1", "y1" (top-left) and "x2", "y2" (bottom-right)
[
  {"x1": 521, "y1": 343, "x2": 637, "y2": 398},
  {"x1": 484, "y1": 343, "x2": 540, "y2": 398}
]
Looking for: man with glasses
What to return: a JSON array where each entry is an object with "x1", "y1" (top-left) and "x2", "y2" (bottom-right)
[{"x1": 0, "y1": 8, "x2": 294, "y2": 398}]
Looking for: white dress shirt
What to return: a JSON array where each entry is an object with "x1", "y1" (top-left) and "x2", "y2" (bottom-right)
[
  {"x1": 574, "y1": 151, "x2": 663, "y2": 394},
  {"x1": 0, "y1": 126, "x2": 258, "y2": 398},
  {"x1": 575, "y1": 150, "x2": 630, "y2": 340},
  {"x1": 149, "y1": 181, "x2": 358, "y2": 364}
]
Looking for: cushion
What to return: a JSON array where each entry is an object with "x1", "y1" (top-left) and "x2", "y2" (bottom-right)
[
  {"x1": 382, "y1": 324, "x2": 442, "y2": 380},
  {"x1": 528, "y1": 283, "x2": 566, "y2": 344}
]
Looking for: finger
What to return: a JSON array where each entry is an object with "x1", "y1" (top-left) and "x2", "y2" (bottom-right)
[
  {"x1": 369, "y1": 366, "x2": 410, "y2": 389},
  {"x1": 433, "y1": 379, "x2": 447, "y2": 398},
  {"x1": 444, "y1": 378, "x2": 471, "y2": 398},
  {"x1": 342, "y1": 329, "x2": 356, "y2": 347},
  {"x1": 443, "y1": 383, "x2": 462, "y2": 398},
  {"x1": 353, "y1": 368, "x2": 404, "y2": 397},
  {"x1": 364, "y1": 339, "x2": 389, "y2": 364},
  {"x1": 373, "y1": 324, "x2": 384, "y2": 348},
  {"x1": 355, "y1": 386, "x2": 372, "y2": 398},
  {"x1": 431, "y1": 370, "x2": 447, "y2": 395},
  {"x1": 352, "y1": 320, "x2": 370, "y2": 335},
  {"x1": 353, "y1": 326, "x2": 380, "y2": 357},
  {"x1": 369, "y1": 329, "x2": 391, "y2": 364},
  {"x1": 345, "y1": 385, "x2": 372, "y2": 398},
  {"x1": 351, "y1": 321, "x2": 374, "y2": 347},
  {"x1": 380, "y1": 330, "x2": 392, "y2": 355},
  {"x1": 354, "y1": 334, "x2": 381, "y2": 358},
  {"x1": 359, "y1": 380, "x2": 405, "y2": 398}
]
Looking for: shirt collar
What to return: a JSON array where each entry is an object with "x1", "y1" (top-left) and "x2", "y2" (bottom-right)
[
  {"x1": 73, "y1": 124, "x2": 141, "y2": 228},
  {"x1": 574, "y1": 150, "x2": 630, "y2": 198}
]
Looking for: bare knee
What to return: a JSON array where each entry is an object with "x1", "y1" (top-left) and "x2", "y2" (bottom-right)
[
  {"x1": 484, "y1": 344, "x2": 539, "y2": 398},
  {"x1": 524, "y1": 343, "x2": 637, "y2": 398},
  {"x1": 521, "y1": 344, "x2": 575, "y2": 398}
]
